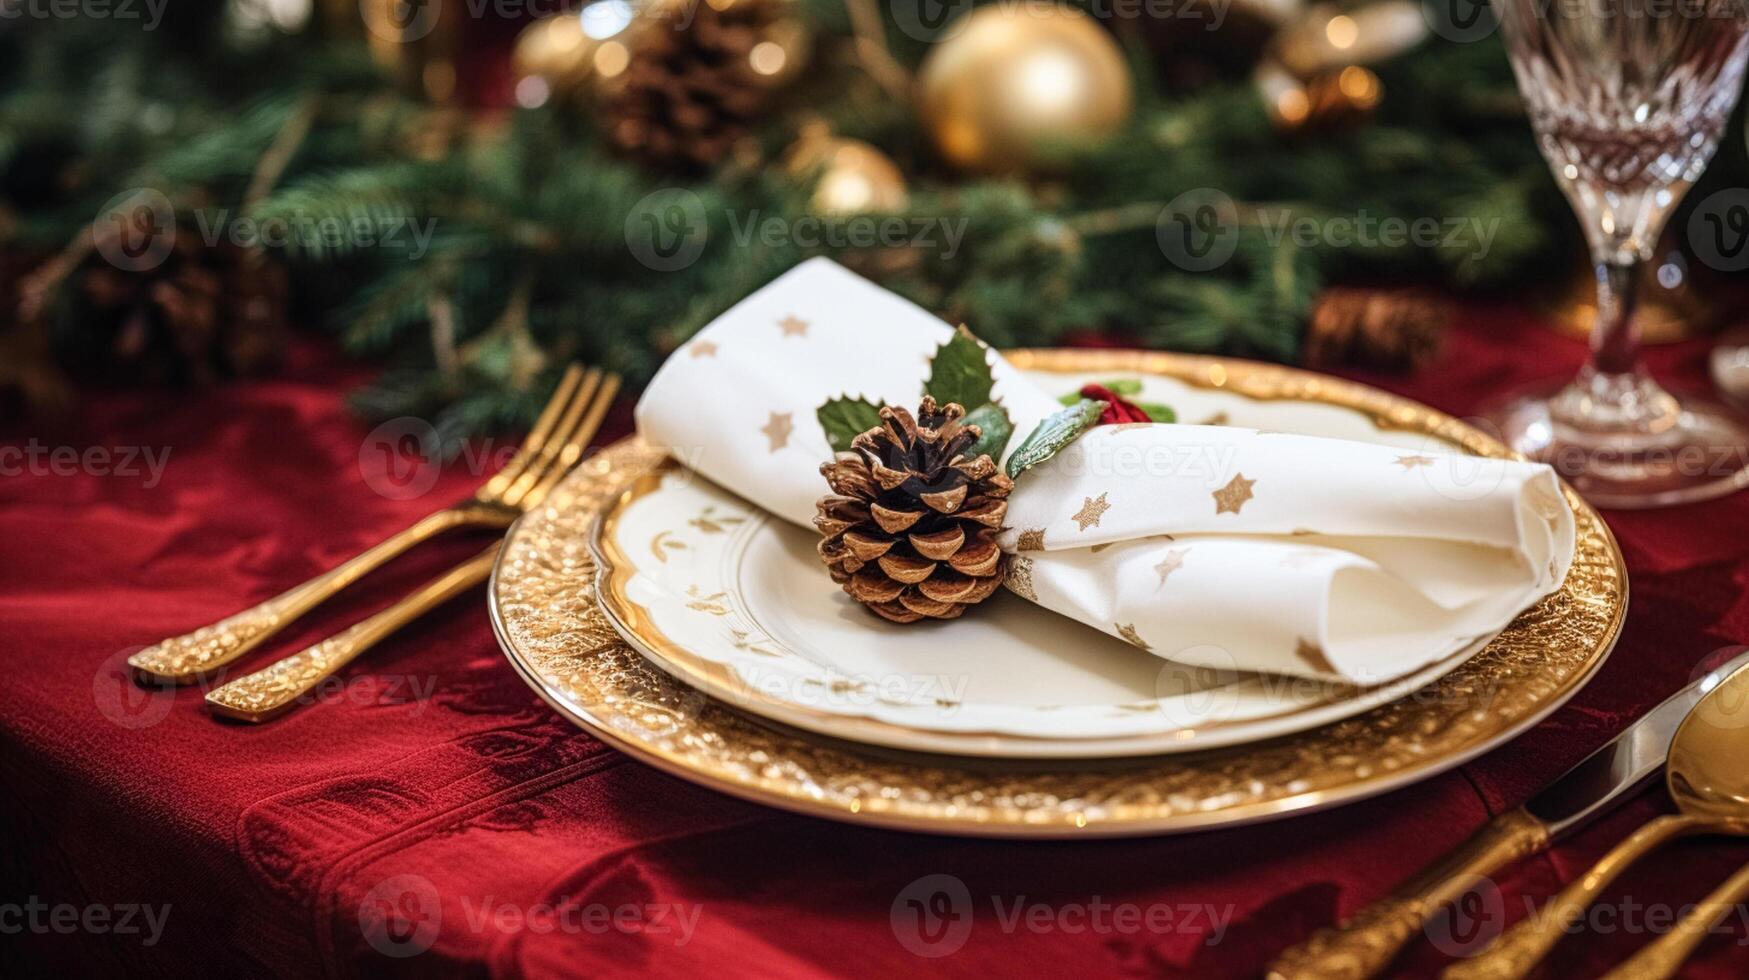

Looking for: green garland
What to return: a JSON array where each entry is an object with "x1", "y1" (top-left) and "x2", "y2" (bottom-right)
[{"x1": 2, "y1": 4, "x2": 1743, "y2": 442}]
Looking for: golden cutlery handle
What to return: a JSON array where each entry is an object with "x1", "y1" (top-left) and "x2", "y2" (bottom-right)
[
  {"x1": 1267, "y1": 807, "x2": 1550, "y2": 980},
  {"x1": 203, "y1": 545, "x2": 500, "y2": 722},
  {"x1": 1598, "y1": 858, "x2": 1749, "y2": 980},
  {"x1": 1443, "y1": 813, "x2": 1709, "y2": 980},
  {"x1": 128, "y1": 509, "x2": 486, "y2": 684}
]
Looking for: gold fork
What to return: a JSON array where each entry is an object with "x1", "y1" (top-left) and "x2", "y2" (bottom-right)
[
  {"x1": 129, "y1": 364, "x2": 620, "y2": 686},
  {"x1": 204, "y1": 367, "x2": 621, "y2": 723}
]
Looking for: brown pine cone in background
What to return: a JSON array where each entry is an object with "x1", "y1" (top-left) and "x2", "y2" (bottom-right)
[
  {"x1": 816, "y1": 398, "x2": 1013, "y2": 624},
  {"x1": 73, "y1": 231, "x2": 289, "y2": 386},
  {"x1": 1302, "y1": 286, "x2": 1448, "y2": 373},
  {"x1": 599, "y1": 0, "x2": 783, "y2": 172}
]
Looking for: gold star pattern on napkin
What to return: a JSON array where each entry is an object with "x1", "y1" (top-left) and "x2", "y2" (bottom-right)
[
  {"x1": 1154, "y1": 549, "x2": 1187, "y2": 588},
  {"x1": 1393, "y1": 454, "x2": 1435, "y2": 470},
  {"x1": 761, "y1": 412, "x2": 793, "y2": 452},
  {"x1": 778, "y1": 315, "x2": 809, "y2": 337},
  {"x1": 1006, "y1": 556, "x2": 1038, "y2": 601},
  {"x1": 1212, "y1": 474, "x2": 1255, "y2": 515},
  {"x1": 1072, "y1": 493, "x2": 1111, "y2": 531},
  {"x1": 1117, "y1": 623, "x2": 1151, "y2": 652},
  {"x1": 1016, "y1": 528, "x2": 1047, "y2": 551}
]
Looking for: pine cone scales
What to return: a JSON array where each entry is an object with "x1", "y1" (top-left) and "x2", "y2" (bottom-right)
[
  {"x1": 602, "y1": 0, "x2": 785, "y2": 171},
  {"x1": 815, "y1": 398, "x2": 1013, "y2": 624}
]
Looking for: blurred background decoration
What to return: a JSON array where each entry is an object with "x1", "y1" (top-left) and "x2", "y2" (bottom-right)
[{"x1": 1, "y1": 0, "x2": 1745, "y2": 437}]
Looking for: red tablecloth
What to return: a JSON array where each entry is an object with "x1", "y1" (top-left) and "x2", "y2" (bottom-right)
[{"x1": 4, "y1": 308, "x2": 1748, "y2": 979}]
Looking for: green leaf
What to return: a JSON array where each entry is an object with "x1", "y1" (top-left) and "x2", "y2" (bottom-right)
[
  {"x1": 1006, "y1": 399, "x2": 1106, "y2": 480},
  {"x1": 1137, "y1": 401, "x2": 1176, "y2": 423},
  {"x1": 817, "y1": 396, "x2": 883, "y2": 454},
  {"x1": 924, "y1": 325, "x2": 996, "y2": 412},
  {"x1": 963, "y1": 403, "x2": 1013, "y2": 461}
]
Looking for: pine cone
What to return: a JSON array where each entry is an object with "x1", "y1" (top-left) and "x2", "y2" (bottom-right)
[
  {"x1": 599, "y1": 0, "x2": 788, "y2": 172},
  {"x1": 1303, "y1": 286, "x2": 1446, "y2": 373},
  {"x1": 815, "y1": 398, "x2": 1013, "y2": 624},
  {"x1": 69, "y1": 231, "x2": 289, "y2": 386}
]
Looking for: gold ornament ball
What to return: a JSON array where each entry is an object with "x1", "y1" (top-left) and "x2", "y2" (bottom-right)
[
  {"x1": 786, "y1": 133, "x2": 909, "y2": 216},
  {"x1": 917, "y1": 5, "x2": 1133, "y2": 174}
]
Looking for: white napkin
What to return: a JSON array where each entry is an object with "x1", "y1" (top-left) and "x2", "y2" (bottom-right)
[{"x1": 635, "y1": 258, "x2": 1573, "y2": 684}]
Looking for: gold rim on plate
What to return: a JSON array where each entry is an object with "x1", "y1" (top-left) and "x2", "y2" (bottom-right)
[{"x1": 488, "y1": 350, "x2": 1627, "y2": 837}]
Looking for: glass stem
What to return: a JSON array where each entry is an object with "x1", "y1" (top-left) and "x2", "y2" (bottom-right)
[
  {"x1": 1552, "y1": 249, "x2": 1682, "y2": 439},
  {"x1": 1589, "y1": 257, "x2": 1642, "y2": 376}
]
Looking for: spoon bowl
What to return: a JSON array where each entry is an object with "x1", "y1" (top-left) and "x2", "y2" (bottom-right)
[{"x1": 1666, "y1": 663, "x2": 1749, "y2": 824}]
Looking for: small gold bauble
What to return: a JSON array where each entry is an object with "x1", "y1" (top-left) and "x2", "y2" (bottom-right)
[
  {"x1": 1271, "y1": 1, "x2": 1428, "y2": 78},
  {"x1": 785, "y1": 131, "x2": 909, "y2": 216},
  {"x1": 917, "y1": 5, "x2": 1133, "y2": 174},
  {"x1": 512, "y1": 2, "x2": 647, "y2": 107},
  {"x1": 512, "y1": 14, "x2": 594, "y2": 100}
]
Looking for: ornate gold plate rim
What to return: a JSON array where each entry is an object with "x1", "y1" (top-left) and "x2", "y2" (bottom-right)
[{"x1": 488, "y1": 349, "x2": 1628, "y2": 838}]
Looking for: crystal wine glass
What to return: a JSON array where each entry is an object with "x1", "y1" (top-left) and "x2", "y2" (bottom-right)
[{"x1": 1489, "y1": 0, "x2": 1749, "y2": 507}]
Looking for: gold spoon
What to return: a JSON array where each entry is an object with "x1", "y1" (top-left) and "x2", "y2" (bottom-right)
[{"x1": 1445, "y1": 661, "x2": 1749, "y2": 980}]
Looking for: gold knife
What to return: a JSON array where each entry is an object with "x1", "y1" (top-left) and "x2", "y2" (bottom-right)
[{"x1": 1266, "y1": 648, "x2": 1749, "y2": 980}]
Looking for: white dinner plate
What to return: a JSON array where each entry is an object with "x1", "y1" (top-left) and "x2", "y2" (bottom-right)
[{"x1": 589, "y1": 363, "x2": 1534, "y2": 758}]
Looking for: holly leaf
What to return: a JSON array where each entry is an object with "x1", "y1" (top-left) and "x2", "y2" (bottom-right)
[
  {"x1": 924, "y1": 325, "x2": 996, "y2": 412},
  {"x1": 1137, "y1": 401, "x2": 1176, "y2": 423},
  {"x1": 817, "y1": 395, "x2": 883, "y2": 454},
  {"x1": 963, "y1": 402, "x2": 1013, "y2": 462},
  {"x1": 1006, "y1": 399, "x2": 1106, "y2": 480}
]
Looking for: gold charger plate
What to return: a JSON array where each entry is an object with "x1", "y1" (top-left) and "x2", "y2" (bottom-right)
[{"x1": 488, "y1": 350, "x2": 1627, "y2": 838}]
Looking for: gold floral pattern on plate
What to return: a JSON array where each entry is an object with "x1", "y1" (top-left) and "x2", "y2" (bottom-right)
[{"x1": 488, "y1": 351, "x2": 1626, "y2": 837}]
